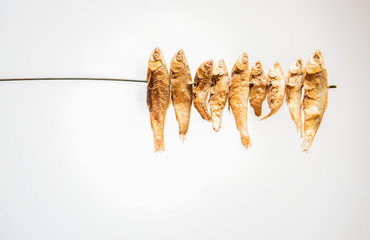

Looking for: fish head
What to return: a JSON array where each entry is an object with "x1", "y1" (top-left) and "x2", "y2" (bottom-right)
[
  {"x1": 306, "y1": 50, "x2": 326, "y2": 74},
  {"x1": 268, "y1": 61, "x2": 281, "y2": 78},
  {"x1": 235, "y1": 52, "x2": 249, "y2": 71},
  {"x1": 213, "y1": 59, "x2": 228, "y2": 76},
  {"x1": 148, "y1": 47, "x2": 165, "y2": 71},
  {"x1": 197, "y1": 60, "x2": 213, "y2": 79},
  {"x1": 251, "y1": 61, "x2": 263, "y2": 75},
  {"x1": 290, "y1": 58, "x2": 303, "y2": 74},
  {"x1": 171, "y1": 49, "x2": 188, "y2": 73}
]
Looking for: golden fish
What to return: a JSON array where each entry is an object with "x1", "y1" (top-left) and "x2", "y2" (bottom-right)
[
  {"x1": 146, "y1": 47, "x2": 171, "y2": 152},
  {"x1": 285, "y1": 58, "x2": 304, "y2": 136},
  {"x1": 302, "y1": 50, "x2": 329, "y2": 152},
  {"x1": 193, "y1": 60, "x2": 213, "y2": 121},
  {"x1": 209, "y1": 59, "x2": 230, "y2": 132},
  {"x1": 229, "y1": 52, "x2": 251, "y2": 149},
  {"x1": 170, "y1": 49, "x2": 193, "y2": 141},
  {"x1": 249, "y1": 61, "x2": 268, "y2": 117},
  {"x1": 261, "y1": 62, "x2": 286, "y2": 120}
]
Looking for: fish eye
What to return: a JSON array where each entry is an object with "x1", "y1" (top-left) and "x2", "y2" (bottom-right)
[
  {"x1": 176, "y1": 54, "x2": 183, "y2": 61},
  {"x1": 154, "y1": 52, "x2": 159, "y2": 58},
  {"x1": 314, "y1": 54, "x2": 320, "y2": 60},
  {"x1": 242, "y1": 57, "x2": 248, "y2": 63},
  {"x1": 204, "y1": 64, "x2": 210, "y2": 69}
]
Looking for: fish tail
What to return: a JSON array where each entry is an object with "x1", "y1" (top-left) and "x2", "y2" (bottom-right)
[
  {"x1": 240, "y1": 131, "x2": 251, "y2": 149},
  {"x1": 260, "y1": 111, "x2": 273, "y2": 120},
  {"x1": 212, "y1": 116, "x2": 222, "y2": 132},
  {"x1": 178, "y1": 122, "x2": 188, "y2": 143},
  {"x1": 253, "y1": 107, "x2": 262, "y2": 117},
  {"x1": 175, "y1": 108, "x2": 190, "y2": 141},
  {"x1": 179, "y1": 133, "x2": 186, "y2": 143},
  {"x1": 195, "y1": 102, "x2": 211, "y2": 121},
  {"x1": 297, "y1": 121, "x2": 303, "y2": 138},
  {"x1": 153, "y1": 136, "x2": 165, "y2": 152},
  {"x1": 288, "y1": 108, "x2": 303, "y2": 138},
  {"x1": 203, "y1": 114, "x2": 212, "y2": 122},
  {"x1": 302, "y1": 133, "x2": 314, "y2": 152}
]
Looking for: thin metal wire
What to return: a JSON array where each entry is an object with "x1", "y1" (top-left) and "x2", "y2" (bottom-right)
[
  {"x1": 0, "y1": 78, "x2": 147, "y2": 83},
  {"x1": 0, "y1": 78, "x2": 337, "y2": 89}
]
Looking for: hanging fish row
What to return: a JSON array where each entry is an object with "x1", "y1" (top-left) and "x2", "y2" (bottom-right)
[{"x1": 146, "y1": 47, "x2": 334, "y2": 152}]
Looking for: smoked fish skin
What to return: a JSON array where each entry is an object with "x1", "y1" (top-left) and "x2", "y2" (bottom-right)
[
  {"x1": 170, "y1": 49, "x2": 192, "y2": 142},
  {"x1": 146, "y1": 47, "x2": 171, "y2": 152},
  {"x1": 249, "y1": 61, "x2": 268, "y2": 117},
  {"x1": 286, "y1": 58, "x2": 304, "y2": 137},
  {"x1": 229, "y1": 52, "x2": 251, "y2": 149},
  {"x1": 193, "y1": 60, "x2": 213, "y2": 121},
  {"x1": 261, "y1": 62, "x2": 286, "y2": 120},
  {"x1": 302, "y1": 50, "x2": 329, "y2": 152},
  {"x1": 210, "y1": 59, "x2": 230, "y2": 132}
]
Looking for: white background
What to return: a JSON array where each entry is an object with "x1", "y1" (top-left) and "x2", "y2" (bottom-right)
[{"x1": 0, "y1": 0, "x2": 369, "y2": 239}]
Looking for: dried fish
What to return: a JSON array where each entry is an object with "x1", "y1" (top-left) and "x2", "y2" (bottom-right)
[
  {"x1": 249, "y1": 61, "x2": 268, "y2": 117},
  {"x1": 302, "y1": 50, "x2": 329, "y2": 152},
  {"x1": 261, "y1": 62, "x2": 286, "y2": 120},
  {"x1": 286, "y1": 58, "x2": 304, "y2": 136},
  {"x1": 210, "y1": 59, "x2": 230, "y2": 132},
  {"x1": 170, "y1": 49, "x2": 193, "y2": 141},
  {"x1": 229, "y1": 53, "x2": 251, "y2": 148},
  {"x1": 146, "y1": 47, "x2": 171, "y2": 152},
  {"x1": 193, "y1": 60, "x2": 213, "y2": 121}
]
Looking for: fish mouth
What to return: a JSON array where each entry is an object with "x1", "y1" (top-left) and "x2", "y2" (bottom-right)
[
  {"x1": 176, "y1": 49, "x2": 184, "y2": 61},
  {"x1": 251, "y1": 61, "x2": 262, "y2": 75},
  {"x1": 255, "y1": 61, "x2": 261, "y2": 68},
  {"x1": 269, "y1": 63, "x2": 280, "y2": 78},
  {"x1": 314, "y1": 49, "x2": 322, "y2": 56},
  {"x1": 240, "y1": 53, "x2": 248, "y2": 64},
  {"x1": 152, "y1": 47, "x2": 162, "y2": 61},
  {"x1": 273, "y1": 61, "x2": 280, "y2": 69},
  {"x1": 290, "y1": 58, "x2": 303, "y2": 74},
  {"x1": 218, "y1": 59, "x2": 225, "y2": 68},
  {"x1": 204, "y1": 60, "x2": 213, "y2": 70},
  {"x1": 296, "y1": 58, "x2": 302, "y2": 67},
  {"x1": 311, "y1": 50, "x2": 323, "y2": 64},
  {"x1": 306, "y1": 50, "x2": 324, "y2": 74}
]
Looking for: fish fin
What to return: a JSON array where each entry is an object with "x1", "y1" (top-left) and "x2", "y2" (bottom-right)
[
  {"x1": 208, "y1": 88, "x2": 214, "y2": 105},
  {"x1": 260, "y1": 110, "x2": 277, "y2": 120},
  {"x1": 231, "y1": 64, "x2": 238, "y2": 75},
  {"x1": 194, "y1": 75, "x2": 199, "y2": 85},
  {"x1": 301, "y1": 69, "x2": 307, "y2": 84}
]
